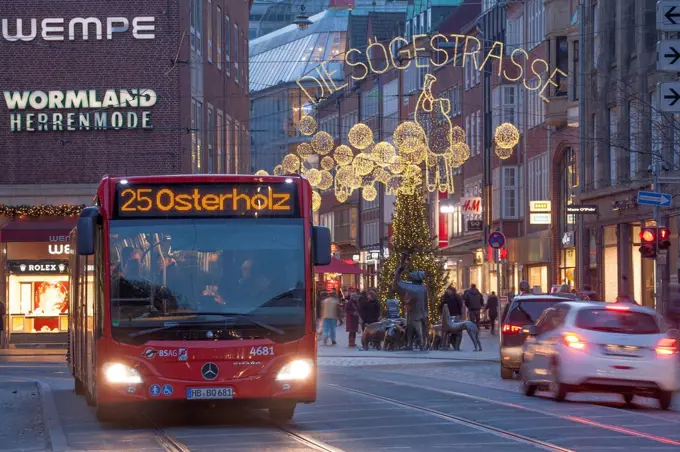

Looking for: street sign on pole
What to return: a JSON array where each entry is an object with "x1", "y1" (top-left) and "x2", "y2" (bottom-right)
[
  {"x1": 657, "y1": 1, "x2": 680, "y2": 31},
  {"x1": 658, "y1": 82, "x2": 680, "y2": 112},
  {"x1": 637, "y1": 190, "x2": 672, "y2": 207},
  {"x1": 657, "y1": 40, "x2": 680, "y2": 71},
  {"x1": 488, "y1": 231, "x2": 505, "y2": 249}
]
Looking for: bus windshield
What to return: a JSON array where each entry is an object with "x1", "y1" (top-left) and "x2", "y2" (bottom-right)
[{"x1": 108, "y1": 218, "x2": 306, "y2": 329}]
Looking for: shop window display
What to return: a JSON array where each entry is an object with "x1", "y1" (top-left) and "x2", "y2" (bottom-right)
[{"x1": 31, "y1": 282, "x2": 69, "y2": 332}]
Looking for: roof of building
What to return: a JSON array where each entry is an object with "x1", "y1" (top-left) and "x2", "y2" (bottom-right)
[{"x1": 249, "y1": 2, "x2": 408, "y2": 94}]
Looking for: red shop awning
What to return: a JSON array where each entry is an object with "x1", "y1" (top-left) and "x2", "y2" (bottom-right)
[
  {"x1": 316, "y1": 257, "x2": 366, "y2": 275},
  {"x1": 0, "y1": 218, "x2": 77, "y2": 242}
]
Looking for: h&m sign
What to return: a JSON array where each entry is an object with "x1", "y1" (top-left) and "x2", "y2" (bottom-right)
[{"x1": 460, "y1": 197, "x2": 482, "y2": 215}]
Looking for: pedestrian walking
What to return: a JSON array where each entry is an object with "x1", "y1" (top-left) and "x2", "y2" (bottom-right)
[
  {"x1": 361, "y1": 290, "x2": 381, "y2": 325},
  {"x1": 440, "y1": 285, "x2": 463, "y2": 318},
  {"x1": 486, "y1": 291, "x2": 499, "y2": 334},
  {"x1": 345, "y1": 293, "x2": 360, "y2": 347},
  {"x1": 463, "y1": 284, "x2": 484, "y2": 326},
  {"x1": 320, "y1": 295, "x2": 339, "y2": 346}
]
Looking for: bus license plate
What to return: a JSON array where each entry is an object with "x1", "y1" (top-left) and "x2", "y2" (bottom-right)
[{"x1": 186, "y1": 387, "x2": 234, "y2": 400}]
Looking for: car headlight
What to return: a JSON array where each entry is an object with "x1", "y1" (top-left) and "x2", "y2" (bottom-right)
[
  {"x1": 102, "y1": 362, "x2": 143, "y2": 384},
  {"x1": 276, "y1": 359, "x2": 314, "y2": 381}
]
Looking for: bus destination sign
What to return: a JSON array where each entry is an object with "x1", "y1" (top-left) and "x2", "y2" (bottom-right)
[{"x1": 114, "y1": 183, "x2": 299, "y2": 218}]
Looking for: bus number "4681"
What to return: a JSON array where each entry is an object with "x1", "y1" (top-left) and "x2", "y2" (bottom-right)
[{"x1": 249, "y1": 346, "x2": 274, "y2": 356}]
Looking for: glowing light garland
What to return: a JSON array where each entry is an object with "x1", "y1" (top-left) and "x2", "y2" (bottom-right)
[
  {"x1": 348, "y1": 123, "x2": 374, "y2": 150},
  {"x1": 254, "y1": 169, "x2": 269, "y2": 176},
  {"x1": 494, "y1": 122, "x2": 520, "y2": 149},
  {"x1": 299, "y1": 115, "x2": 317, "y2": 136},
  {"x1": 297, "y1": 142, "x2": 314, "y2": 158},
  {"x1": 282, "y1": 153, "x2": 300, "y2": 173},
  {"x1": 312, "y1": 131, "x2": 334, "y2": 155},
  {"x1": 334, "y1": 145, "x2": 354, "y2": 166},
  {"x1": 320, "y1": 156, "x2": 335, "y2": 171},
  {"x1": 0, "y1": 204, "x2": 85, "y2": 218}
]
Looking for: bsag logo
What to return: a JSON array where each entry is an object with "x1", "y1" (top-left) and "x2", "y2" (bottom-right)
[
  {"x1": 142, "y1": 348, "x2": 157, "y2": 359},
  {"x1": 1, "y1": 16, "x2": 156, "y2": 42},
  {"x1": 158, "y1": 349, "x2": 178, "y2": 358}
]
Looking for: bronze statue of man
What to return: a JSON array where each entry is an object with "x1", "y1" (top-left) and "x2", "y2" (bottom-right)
[{"x1": 392, "y1": 253, "x2": 428, "y2": 351}]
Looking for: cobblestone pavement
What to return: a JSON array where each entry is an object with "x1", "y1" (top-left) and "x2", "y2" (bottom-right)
[
  {"x1": 0, "y1": 381, "x2": 49, "y2": 451},
  {"x1": 3, "y1": 348, "x2": 680, "y2": 451}
]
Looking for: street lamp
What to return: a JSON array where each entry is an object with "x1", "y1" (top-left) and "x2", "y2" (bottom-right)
[{"x1": 293, "y1": 5, "x2": 312, "y2": 30}]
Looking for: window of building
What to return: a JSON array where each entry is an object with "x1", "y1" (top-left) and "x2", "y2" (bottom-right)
[
  {"x1": 572, "y1": 40, "x2": 579, "y2": 100},
  {"x1": 320, "y1": 114, "x2": 339, "y2": 137},
  {"x1": 503, "y1": 167, "x2": 519, "y2": 219},
  {"x1": 609, "y1": 106, "x2": 618, "y2": 185},
  {"x1": 492, "y1": 85, "x2": 517, "y2": 130},
  {"x1": 207, "y1": 105, "x2": 214, "y2": 174},
  {"x1": 475, "y1": 110, "x2": 481, "y2": 155},
  {"x1": 341, "y1": 111, "x2": 358, "y2": 144},
  {"x1": 383, "y1": 79, "x2": 399, "y2": 137},
  {"x1": 207, "y1": 0, "x2": 213, "y2": 62},
  {"x1": 506, "y1": 14, "x2": 524, "y2": 54},
  {"x1": 361, "y1": 88, "x2": 379, "y2": 120},
  {"x1": 450, "y1": 84, "x2": 461, "y2": 116},
  {"x1": 447, "y1": 205, "x2": 464, "y2": 239},
  {"x1": 560, "y1": 147, "x2": 577, "y2": 236},
  {"x1": 492, "y1": 168, "x2": 500, "y2": 221},
  {"x1": 234, "y1": 23, "x2": 240, "y2": 84},
  {"x1": 216, "y1": 110, "x2": 224, "y2": 173},
  {"x1": 216, "y1": 6, "x2": 222, "y2": 70},
  {"x1": 555, "y1": 37, "x2": 568, "y2": 97},
  {"x1": 526, "y1": 83, "x2": 544, "y2": 129},
  {"x1": 190, "y1": 0, "x2": 202, "y2": 54},
  {"x1": 528, "y1": 153, "x2": 549, "y2": 201},
  {"x1": 465, "y1": 115, "x2": 471, "y2": 156},
  {"x1": 404, "y1": 60, "x2": 418, "y2": 97},
  {"x1": 593, "y1": 112, "x2": 601, "y2": 189},
  {"x1": 191, "y1": 98, "x2": 202, "y2": 173},
  {"x1": 527, "y1": 0, "x2": 544, "y2": 51},
  {"x1": 593, "y1": 1, "x2": 600, "y2": 61},
  {"x1": 234, "y1": 120, "x2": 240, "y2": 173},
  {"x1": 417, "y1": 57, "x2": 429, "y2": 89},
  {"x1": 225, "y1": 15, "x2": 231, "y2": 76},
  {"x1": 629, "y1": 100, "x2": 638, "y2": 180},
  {"x1": 241, "y1": 30, "x2": 246, "y2": 83},
  {"x1": 225, "y1": 114, "x2": 232, "y2": 173}
]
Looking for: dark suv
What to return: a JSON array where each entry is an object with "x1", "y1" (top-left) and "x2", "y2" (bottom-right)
[{"x1": 499, "y1": 294, "x2": 574, "y2": 379}]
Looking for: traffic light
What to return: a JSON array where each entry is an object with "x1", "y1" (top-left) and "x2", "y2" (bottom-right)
[
  {"x1": 639, "y1": 227, "x2": 657, "y2": 259},
  {"x1": 659, "y1": 226, "x2": 671, "y2": 250}
]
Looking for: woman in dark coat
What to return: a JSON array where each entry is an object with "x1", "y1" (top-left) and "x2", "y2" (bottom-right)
[{"x1": 345, "y1": 293, "x2": 360, "y2": 347}]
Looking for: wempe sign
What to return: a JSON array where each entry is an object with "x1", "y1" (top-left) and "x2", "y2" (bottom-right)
[
  {"x1": 1, "y1": 16, "x2": 155, "y2": 42},
  {"x1": 3, "y1": 89, "x2": 156, "y2": 132}
]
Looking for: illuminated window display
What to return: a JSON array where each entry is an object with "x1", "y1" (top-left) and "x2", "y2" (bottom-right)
[{"x1": 6, "y1": 259, "x2": 70, "y2": 333}]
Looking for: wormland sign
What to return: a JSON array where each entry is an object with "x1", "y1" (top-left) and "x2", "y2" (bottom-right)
[{"x1": 3, "y1": 89, "x2": 157, "y2": 132}]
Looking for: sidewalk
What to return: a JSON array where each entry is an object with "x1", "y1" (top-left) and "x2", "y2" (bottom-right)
[{"x1": 317, "y1": 321, "x2": 500, "y2": 363}]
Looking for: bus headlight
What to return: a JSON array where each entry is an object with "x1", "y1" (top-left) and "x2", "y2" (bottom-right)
[
  {"x1": 103, "y1": 363, "x2": 143, "y2": 384},
  {"x1": 276, "y1": 359, "x2": 314, "y2": 381}
]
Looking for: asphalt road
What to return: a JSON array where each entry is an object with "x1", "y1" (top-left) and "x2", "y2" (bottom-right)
[{"x1": 2, "y1": 352, "x2": 680, "y2": 452}]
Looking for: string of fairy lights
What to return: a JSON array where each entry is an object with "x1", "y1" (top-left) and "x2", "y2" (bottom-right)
[
  {"x1": 256, "y1": 110, "x2": 520, "y2": 211},
  {"x1": 0, "y1": 204, "x2": 85, "y2": 218}
]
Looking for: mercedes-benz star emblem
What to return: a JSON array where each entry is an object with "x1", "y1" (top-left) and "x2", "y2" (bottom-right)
[{"x1": 201, "y1": 362, "x2": 219, "y2": 381}]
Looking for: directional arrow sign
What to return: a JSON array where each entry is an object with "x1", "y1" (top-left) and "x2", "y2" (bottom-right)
[
  {"x1": 637, "y1": 190, "x2": 672, "y2": 207},
  {"x1": 659, "y1": 82, "x2": 680, "y2": 112},
  {"x1": 658, "y1": 40, "x2": 680, "y2": 71},
  {"x1": 658, "y1": 1, "x2": 680, "y2": 31}
]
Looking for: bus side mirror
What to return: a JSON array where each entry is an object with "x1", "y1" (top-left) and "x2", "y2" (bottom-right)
[
  {"x1": 77, "y1": 206, "x2": 99, "y2": 256},
  {"x1": 312, "y1": 226, "x2": 331, "y2": 266}
]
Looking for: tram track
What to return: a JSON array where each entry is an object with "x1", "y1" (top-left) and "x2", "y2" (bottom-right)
[
  {"x1": 325, "y1": 376, "x2": 680, "y2": 448},
  {"x1": 324, "y1": 383, "x2": 573, "y2": 452},
  {"x1": 269, "y1": 419, "x2": 346, "y2": 452},
  {"x1": 143, "y1": 414, "x2": 192, "y2": 452}
]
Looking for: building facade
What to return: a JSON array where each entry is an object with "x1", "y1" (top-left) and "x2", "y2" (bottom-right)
[{"x1": 0, "y1": 0, "x2": 250, "y2": 346}]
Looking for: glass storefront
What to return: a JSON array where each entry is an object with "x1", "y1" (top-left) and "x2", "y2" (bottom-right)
[
  {"x1": 528, "y1": 265, "x2": 548, "y2": 293},
  {"x1": 559, "y1": 248, "x2": 576, "y2": 287},
  {"x1": 603, "y1": 225, "x2": 618, "y2": 301}
]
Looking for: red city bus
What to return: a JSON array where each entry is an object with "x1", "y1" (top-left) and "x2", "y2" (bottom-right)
[{"x1": 68, "y1": 174, "x2": 331, "y2": 422}]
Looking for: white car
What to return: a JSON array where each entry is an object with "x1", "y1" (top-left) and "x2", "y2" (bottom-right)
[{"x1": 519, "y1": 301, "x2": 680, "y2": 409}]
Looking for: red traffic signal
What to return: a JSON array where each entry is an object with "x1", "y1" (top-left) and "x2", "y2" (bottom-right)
[
  {"x1": 659, "y1": 226, "x2": 671, "y2": 250},
  {"x1": 639, "y1": 227, "x2": 657, "y2": 259}
]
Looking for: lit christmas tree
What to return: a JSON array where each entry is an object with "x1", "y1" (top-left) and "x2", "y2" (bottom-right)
[{"x1": 378, "y1": 187, "x2": 449, "y2": 325}]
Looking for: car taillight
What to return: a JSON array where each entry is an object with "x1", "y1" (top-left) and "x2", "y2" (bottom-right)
[
  {"x1": 563, "y1": 332, "x2": 586, "y2": 350},
  {"x1": 502, "y1": 324, "x2": 522, "y2": 334},
  {"x1": 656, "y1": 337, "x2": 678, "y2": 356}
]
